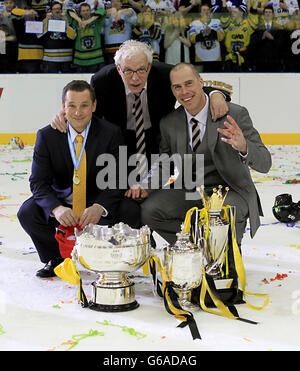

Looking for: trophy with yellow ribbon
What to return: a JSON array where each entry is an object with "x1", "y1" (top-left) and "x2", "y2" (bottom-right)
[
  {"x1": 197, "y1": 185, "x2": 230, "y2": 279},
  {"x1": 163, "y1": 224, "x2": 203, "y2": 312}
]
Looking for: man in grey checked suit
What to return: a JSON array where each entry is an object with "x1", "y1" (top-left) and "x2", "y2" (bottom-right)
[{"x1": 138, "y1": 63, "x2": 272, "y2": 248}]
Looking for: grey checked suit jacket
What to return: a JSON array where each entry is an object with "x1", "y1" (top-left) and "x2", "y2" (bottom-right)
[{"x1": 155, "y1": 102, "x2": 272, "y2": 238}]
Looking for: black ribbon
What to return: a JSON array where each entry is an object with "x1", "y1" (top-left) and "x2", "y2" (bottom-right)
[
  {"x1": 149, "y1": 259, "x2": 163, "y2": 298},
  {"x1": 177, "y1": 316, "x2": 201, "y2": 340},
  {"x1": 79, "y1": 278, "x2": 89, "y2": 308},
  {"x1": 162, "y1": 281, "x2": 201, "y2": 340},
  {"x1": 205, "y1": 273, "x2": 258, "y2": 325}
]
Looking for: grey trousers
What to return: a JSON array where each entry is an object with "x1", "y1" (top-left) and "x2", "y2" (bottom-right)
[{"x1": 141, "y1": 188, "x2": 248, "y2": 246}]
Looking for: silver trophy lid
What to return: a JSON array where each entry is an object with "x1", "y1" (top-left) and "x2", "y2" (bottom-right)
[{"x1": 168, "y1": 224, "x2": 197, "y2": 253}]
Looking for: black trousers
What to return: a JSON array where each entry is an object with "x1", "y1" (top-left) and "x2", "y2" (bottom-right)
[{"x1": 18, "y1": 196, "x2": 141, "y2": 264}]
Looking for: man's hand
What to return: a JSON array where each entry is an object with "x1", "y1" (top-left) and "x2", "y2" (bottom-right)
[
  {"x1": 78, "y1": 204, "x2": 104, "y2": 229},
  {"x1": 210, "y1": 92, "x2": 229, "y2": 122},
  {"x1": 125, "y1": 184, "x2": 149, "y2": 199},
  {"x1": 52, "y1": 205, "x2": 78, "y2": 227},
  {"x1": 262, "y1": 30, "x2": 274, "y2": 40},
  {"x1": 51, "y1": 110, "x2": 67, "y2": 133},
  {"x1": 217, "y1": 115, "x2": 247, "y2": 154},
  {"x1": 203, "y1": 26, "x2": 211, "y2": 36}
]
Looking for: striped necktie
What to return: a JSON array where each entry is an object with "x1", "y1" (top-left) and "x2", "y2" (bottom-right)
[
  {"x1": 72, "y1": 135, "x2": 86, "y2": 217},
  {"x1": 133, "y1": 93, "x2": 147, "y2": 178},
  {"x1": 191, "y1": 118, "x2": 201, "y2": 152}
]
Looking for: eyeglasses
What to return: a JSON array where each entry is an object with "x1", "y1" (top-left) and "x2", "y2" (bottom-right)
[{"x1": 119, "y1": 65, "x2": 149, "y2": 77}]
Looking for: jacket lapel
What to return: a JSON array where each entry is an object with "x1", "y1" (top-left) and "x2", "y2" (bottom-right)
[
  {"x1": 85, "y1": 118, "x2": 100, "y2": 177},
  {"x1": 59, "y1": 132, "x2": 73, "y2": 177},
  {"x1": 174, "y1": 106, "x2": 188, "y2": 157},
  {"x1": 206, "y1": 111, "x2": 220, "y2": 156}
]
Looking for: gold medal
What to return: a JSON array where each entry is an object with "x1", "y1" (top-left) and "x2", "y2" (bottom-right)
[{"x1": 73, "y1": 174, "x2": 80, "y2": 185}]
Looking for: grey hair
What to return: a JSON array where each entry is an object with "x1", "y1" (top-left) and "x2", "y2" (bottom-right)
[{"x1": 114, "y1": 40, "x2": 153, "y2": 66}]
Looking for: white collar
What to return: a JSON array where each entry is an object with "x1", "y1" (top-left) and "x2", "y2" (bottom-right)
[
  {"x1": 68, "y1": 122, "x2": 91, "y2": 143},
  {"x1": 185, "y1": 93, "x2": 209, "y2": 126}
]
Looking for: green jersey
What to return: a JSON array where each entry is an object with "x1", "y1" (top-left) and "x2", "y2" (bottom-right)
[{"x1": 66, "y1": 8, "x2": 106, "y2": 66}]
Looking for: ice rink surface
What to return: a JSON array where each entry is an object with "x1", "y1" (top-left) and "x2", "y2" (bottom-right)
[{"x1": 0, "y1": 144, "x2": 299, "y2": 352}]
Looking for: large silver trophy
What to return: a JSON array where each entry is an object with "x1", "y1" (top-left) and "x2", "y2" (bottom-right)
[
  {"x1": 163, "y1": 225, "x2": 203, "y2": 312},
  {"x1": 72, "y1": 223, "x2": 151, "y2": 312},
  {"x1": 197, "y1": 185, "x2": 230, "y2": 279}
]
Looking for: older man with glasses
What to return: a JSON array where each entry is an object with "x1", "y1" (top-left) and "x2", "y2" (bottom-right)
[{"x1": 51, "y1": 40, "x2": 230, "y2": 199}]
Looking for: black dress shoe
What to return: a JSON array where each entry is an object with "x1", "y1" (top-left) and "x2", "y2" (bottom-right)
[{"x1": 36, "y1": 257, "x2": 64, "y2": 278}]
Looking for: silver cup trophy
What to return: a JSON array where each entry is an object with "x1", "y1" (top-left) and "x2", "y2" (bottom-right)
[
  {"x1": 197, "y1": 185, "x2": 230, "y2": 279},
  {"x1": 72, "y1": 222, "x2": 151, "y2": 312},
  {"x1": 163, "y1": 225, "x2": 203, "y2": 312}
]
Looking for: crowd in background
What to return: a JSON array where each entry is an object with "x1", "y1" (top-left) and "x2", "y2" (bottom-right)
[{"x1": 0, "y1": 0, "x2": 300, "y2": 73}]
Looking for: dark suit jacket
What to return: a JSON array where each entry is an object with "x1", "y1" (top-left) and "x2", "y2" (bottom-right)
[
  {"x1": 91, "y1": 62, "x2": 174, "y2": 159},
  {"x1": 30, "y1": 116, "x2": 124, "y2": 222},
  {"x1": 248, "y1": 20, "x2": 284, "y2": 70},
  {"x1": 156, "y1": 103, "x2": 272, "y2": 238},
  {"x1": 90, "y1": 62, "x2": 230, "y2": 159}
]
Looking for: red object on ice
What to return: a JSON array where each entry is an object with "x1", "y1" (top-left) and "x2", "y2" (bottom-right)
[
  {"x1": 262, "y1": 273, "x2": 288, "y2": 284},
  {"x1": 55, "y1": 225, "x2": 82, "y2": 259},
  {"x1": 270, "y1": 273, "x2": 288, "y2": 282}
]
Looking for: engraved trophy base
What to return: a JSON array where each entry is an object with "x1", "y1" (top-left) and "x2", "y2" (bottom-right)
[{"x1": 88, "y1": 272, "x2": 140, "y2": 312}]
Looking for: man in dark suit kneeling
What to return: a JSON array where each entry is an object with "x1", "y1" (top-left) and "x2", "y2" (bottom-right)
[{"x1": 18, "y1": 80, "x2": 140, "y2": 278}]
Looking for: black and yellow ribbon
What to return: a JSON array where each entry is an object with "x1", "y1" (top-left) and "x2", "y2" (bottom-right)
[
  {"x1": 147, "y1": 255, "x2": 201, "y2": 340},
  {"x1": 185, "y1": 205, "x2": 269, "y2": 311},
  {"x1": 199, "y1": 267, "x2": 258, "y2": 324},
  {"x1": 54, "y1": 258, "x2": 88, "y2": 308}
]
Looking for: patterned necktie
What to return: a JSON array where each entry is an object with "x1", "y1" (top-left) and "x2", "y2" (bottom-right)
[
  {"x1": 191, "y1": 118, "x2": 201, "y2": 152},
  {"x1": 133, "y1": 93, "x2": 147, "y2": 178},
  {"x1": 72, "y1": 134, "x2": 86, "y2": 217}
]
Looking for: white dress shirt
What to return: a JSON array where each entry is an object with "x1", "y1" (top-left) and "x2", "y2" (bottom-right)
[
  {"x1": 184, "y1": 94, "x2": 248, "y2": 160},
  {"x1": 124, "y1": 82, "x2": 152, "y2": 131},
  {"x1": 185, "y1": 93, "x2": 209, "y2": 150}
]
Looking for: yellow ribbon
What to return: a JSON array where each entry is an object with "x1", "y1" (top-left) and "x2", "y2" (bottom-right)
[
  {"x1": 200, "y1": 266, "x2": 238, "y2": 320},
  {"x1": 54, "y1": 258, "x2": 81, "y2": 285},
  {"x1": 228, "y1": 207, "x2": 269, "y2": 310},
  {"x1": 149, "y1": 255, "x2": 191, "y2": 322},
  {"x1": 184, "y1": 205, "x2": 269, "y2": 311},
  {"x1": 54, "y1": 258, "x2": 88, "y2": 306}
]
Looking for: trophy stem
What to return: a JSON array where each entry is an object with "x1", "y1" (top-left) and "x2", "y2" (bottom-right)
[{"x1": 176, "y1": 288, "x2": 200, "y2": 313}]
